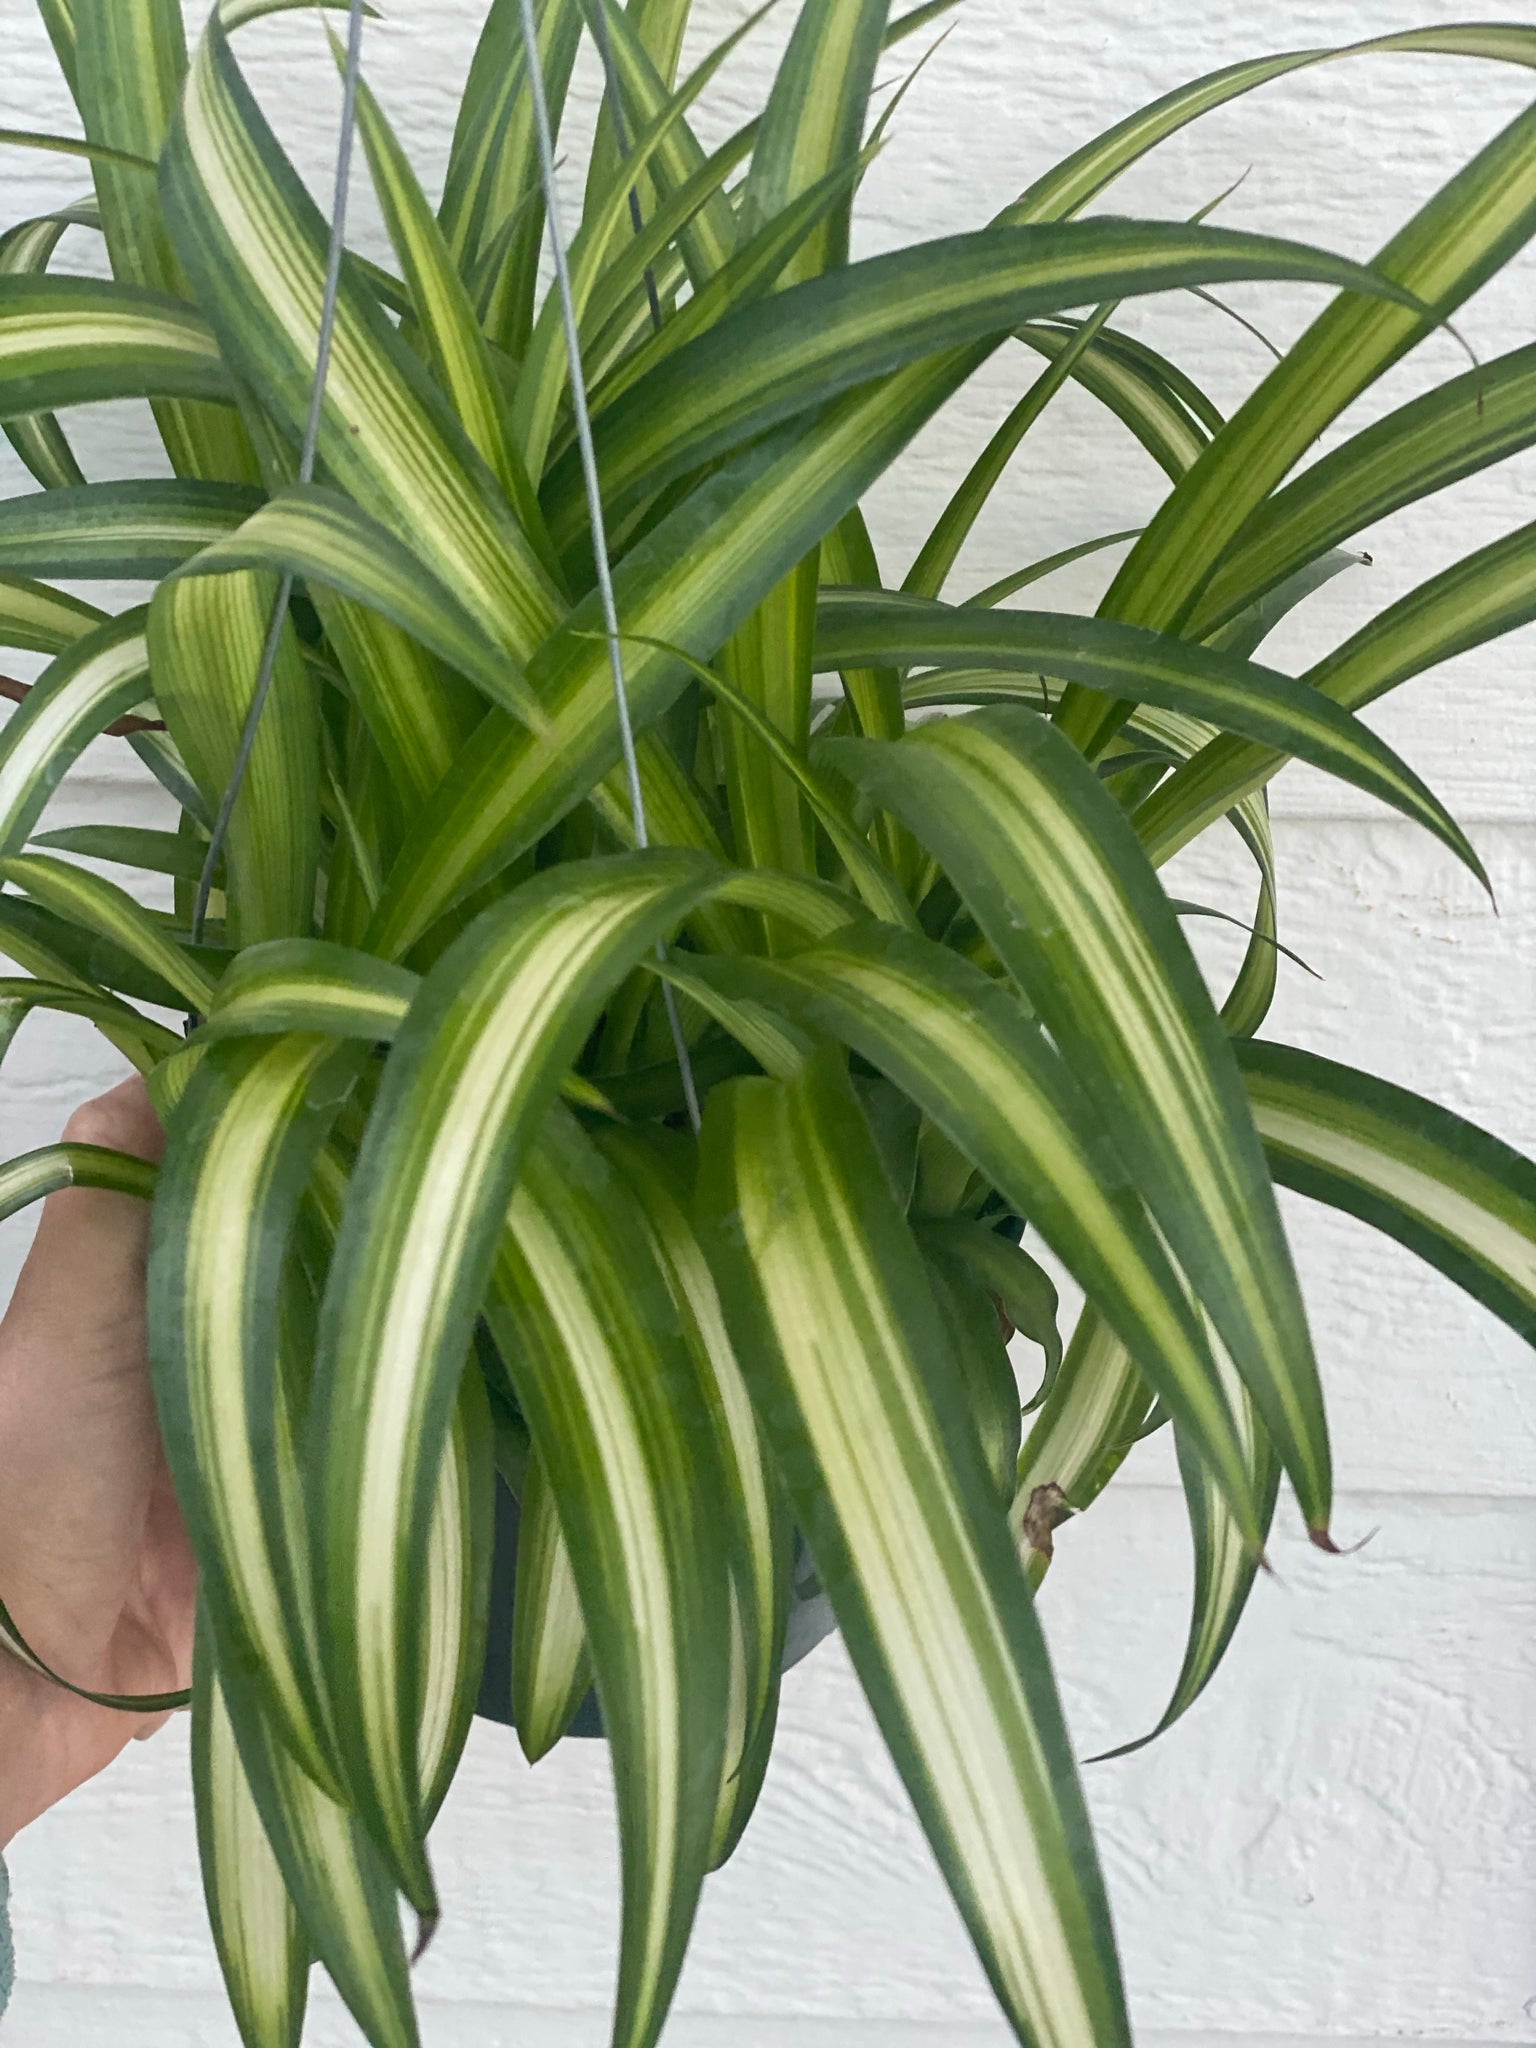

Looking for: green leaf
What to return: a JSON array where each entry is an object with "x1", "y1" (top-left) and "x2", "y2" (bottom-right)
[
  {"x1": 597, "y1": 1123, "x2": 793, "y2": 1866},
  {"x1": 963, "y1": 529, "x2": 1143, "y2": 611},
  {"x1": 513, "y1": 3, "x2": 770, "y2": 480},
  {"x1": 0, "y1": 851, "x2": 215, "y2": 1009},
  {"x1": 617, "y1": 631, "x2": 914, "y2": 925},
  {"x1": 1239, "y1": 1041, "x2": 1536, "y2": 1343},
  {"x1": 0, "y1": 207, "x2": 90, "y2": 492},
  {"x1": 0, "y1": 883, "x2": 205, "y2": 1008},
  {"x1": 699, "y1": 1049, "x2": 1131, "y2": 2048},
  {"x1": 583, "y1": 152, "x2": 869, "y2": 430},
  {"x1": 1200, "y1": 546, "x2": 1365, "y2": 662},
  {"x1": 739, "y1": 0, "x2": 888, "y2": 284},
  {"x1": 1014, "y1": 1308, "x2": 1156, "y2": 1577},
  {"x1": 417, "y1": 1362, "x2": 496, "y2": 1825},
  {"x1": 70, "y1": 0, "x2": 187, "y2": 299},
  {"x1": 192, "y1": 1640, "x2": 310, "y2": 2048},
  {"x1": 174, "y1": 486, "x2": 546, "y2": 728},
  {"x1": 1187, "y1": 340, "x2": 1536, "y2": 638},
  {"x1": 0, "y1": 1137, "x2": 158, "y2": 1221},
  {"x1": 438, "y1": 0, "x2": 584, "y2": 360},
  {"x1": 149, "y1": 1035, "x2": 356, "y2": 1800},
  {"x1": 0, "y1": 975, "x2": 180, "y2": 1070},
  {"x1": 923, "y1": 1217, "x2": 1063, "y2": 1408},
  {"x1": 31, "y1": 823, "x2": 214, "y2": 886},
  {"x1": 510, "y1": 1450, "x2": 593, "y2": 1762},
  {"x1": 1138, "y1": 514, "x2": 1536, "y2": 866},
  {"x1": 576, "y1": 121, "x2": 755, "y2": 381},
  {"x1": 199, "y1": 937, "x2": 416, "y2": 1046},
  {"x1": 348, "y1": 61, "x2": 548, "y2": 546},
  {"x1": 683, "y1": 927, "x2": 1261, "y2": 1541},
  {"x1": 546, "y1": 219, "x2": 1429, "y2": 546},
  {"x1": 572, "y1": 1, "x2": 737, "y2": 292},
  {"x1": 367, "y1": 390, "x2": 979, "y2": 955},
  {"x1": 0, "y1": 572, "x2": 105, "y2": 655},
  {"x1": 310, "y1": 596, "x2": 482, "y2": 812},
  {"x1": 199, "y1": 1627, "x2": 420, "y2": 2048},
  {"x1": 905, "y1": 305, "x2": 1118, "y2": 600},
  {"x1": 918, "y1": 1232, "x2": 1025, "y2": 1500},
  {"x1": 1010, "y1": 26, "x2": 1536, "y2": 227},
  {"x1": 819, "y1": 594, "x2": 1485, "y2": 884},
  {"x1": 311, "y1": 852, "x2": 716, "y2": 1912},
  {"x1": 0, "y1": 275, "x2": 231, "y2": 419},
  {"x1": 0, "y1": 128, "x2": 154, "y2": 173},
  {"x1": 0, "y1": 481, "x2": 264, "y2": 580},
  {"x1": 1087, "y1": 90, "x2": 1536, "y2": 687},
  {"x1": 1124, "y1": 1396, "x2": 1278, "y2": 1757},
  {"x1": 148, "y1": 568, "x2": 320, "y2": 947},
  {"x1": 825, "y1": 707, "x2": 1332, "y2": 1537},
  {"x1": 0, "y1": 609, "x2": 151, "y2": 854},
  {"x1": 31, "y1": 0, "x2": 80, "y2": 99},
  {"x1": 126, "y1": 726, "x2": 213, "y2": 831},
  {"x1": 488, "y1": 1111, "x2": 730, "y2": 2048},
  {"x1": 221, "y1": 0, "x2": 384, "y2": 24},
  {"x1": 161, "y1": 11, "x2": 561, "y2": 660},
  {"x1": 70, "y1": 0, "x2": 255, "y2": 483}
]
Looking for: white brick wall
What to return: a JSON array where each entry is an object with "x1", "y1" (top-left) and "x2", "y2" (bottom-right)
[{"x1": 1, "y1": 1, "x2": 1532, "y2": 2042}]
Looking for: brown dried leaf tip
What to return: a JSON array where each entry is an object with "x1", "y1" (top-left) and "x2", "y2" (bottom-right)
[{"x1": 1021, "y1": 1481, "x2": 1075, "y2": 1567}]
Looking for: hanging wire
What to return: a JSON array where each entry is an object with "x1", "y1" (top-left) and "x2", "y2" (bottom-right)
[
  {"x1": 516, "y1": 0, "x2": 701, "y2": 1132},
  {"x1": 190, "y1": 0, "x2": 369, "y2": 946}
]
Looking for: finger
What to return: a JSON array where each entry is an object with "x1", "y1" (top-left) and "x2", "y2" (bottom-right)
[{"x1": 0, "y1": 1074, "x2": 165, "y2": 1661}]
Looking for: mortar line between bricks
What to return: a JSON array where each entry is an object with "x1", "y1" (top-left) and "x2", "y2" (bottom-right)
[
  {"x1": 6, "y1": 1985, "x2": 1520, "y2": 2046},
  {"x1": 1099, "y1": 1476, "x2": 1535, "y2": 1509},
  {"x1": 36, "y1": 773, "x2": 1536, "y2": 828}
]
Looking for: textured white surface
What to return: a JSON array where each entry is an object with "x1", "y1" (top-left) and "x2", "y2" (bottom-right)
[{"x1": 1, "y1": 0, "x2": 1534, "y2": 2043}]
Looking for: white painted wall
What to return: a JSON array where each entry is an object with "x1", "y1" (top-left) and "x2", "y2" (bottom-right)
[{"x1": 1, "y1": 0, "x2": 1533, "y2": 2042}]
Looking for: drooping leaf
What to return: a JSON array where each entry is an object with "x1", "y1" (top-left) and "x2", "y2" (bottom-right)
[
  {"x1": 201, "y1": 1625, "x2": 420, "y2": 2048},
  {"x1": 1138, "y1": 514, "x2": 1536, "y2": 865},
  {"x1": 0, "y1": 975, "x2": 180, "y2": 1070},
  {"x1": 149, "y1": 1033, "x2": 356, "y2": 1799},
  {"x1": 597, "y1": 1122, "x2": 793, "y2": 1865},
  {"x1": 1239, "y1": 1041, "x2": 1536, "y2": 1342},
  {"x1": 818, "y1": 594, "x2": 1484, "y2": 883},
  {"x1": 824, "y1": 707, "x2": 1331, "y2": 1538},
  {"x1": 509, "y1": 1450, "x2": 593, "y2": 1763},
  {"x1": 0, "y1": 572, "x2": 105, "y2": 655},
  {"x1": 684, "y1": 928, "x2": 1262, "y2": 1539},
  {"x1": 488, "y1": 1109, "x2": 730, "y2": 2048},
  {"x1": 0, "y1": 275, "x2": 231, "y2": 418},
  {"x1": 174, "y1": 486, "x2": 546, "y2": 728},
  {"x1": 192, "y1": 1635, "x2": 311, "y2": 2048},
  {"x1": 545, "y1": 219, "x2": 1427, "y2": 545},
  {"x1": 0, "y1": 610, "x2": 151, "y2": 853},
  {"x1": 700, "y1": 1049, "x2": 1131, "y2": 2048},
  {"x1": 311, "y1": 852, "x2": 716, "y2": 1911},
  {"x1": 0, "y1": 480, "x2": 263, "y2": 580},
  {"x1": 0, "y1": 851, "x2": 216, "y2": 1009}
]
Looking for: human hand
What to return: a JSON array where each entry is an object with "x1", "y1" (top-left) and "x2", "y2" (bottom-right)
[{"x1": 0, "y1": 1074, "x2": 196, "y2": 1845}]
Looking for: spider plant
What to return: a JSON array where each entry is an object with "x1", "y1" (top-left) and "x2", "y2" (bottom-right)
[{"x1": 1, "y1": 1, "x2": 1534, "y2": 2044}]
